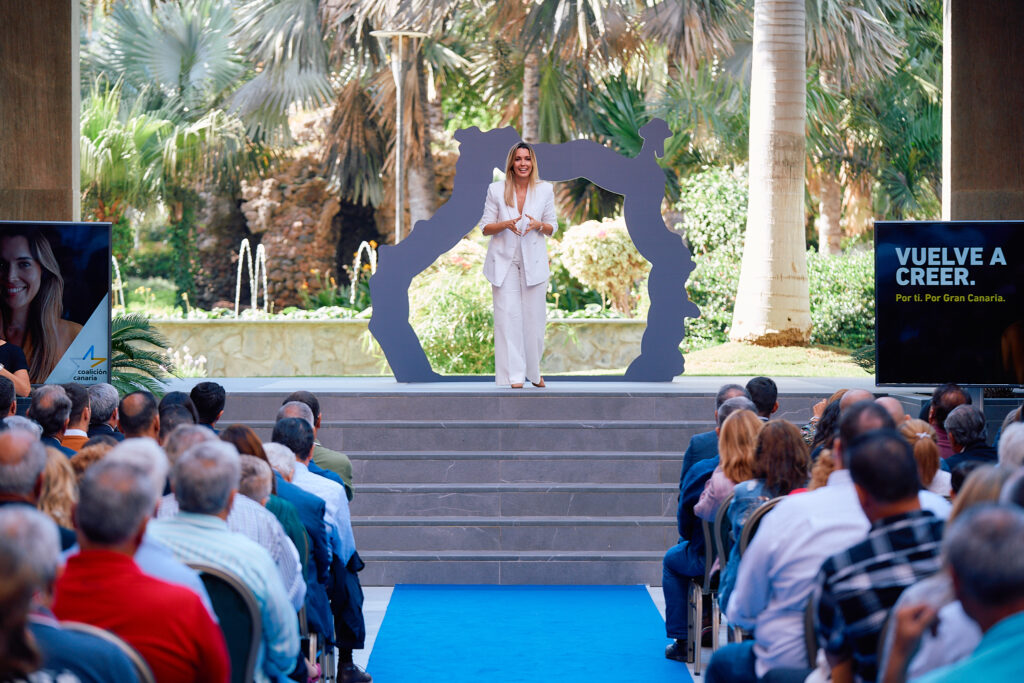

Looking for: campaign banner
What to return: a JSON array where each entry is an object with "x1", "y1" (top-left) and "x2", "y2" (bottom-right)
[
  {"x1": 0, "y1": 221, "x2": 111, "y2": 385},
  {"x1": 875, "y1": 220, "x2": 1024, "y2": 386}
]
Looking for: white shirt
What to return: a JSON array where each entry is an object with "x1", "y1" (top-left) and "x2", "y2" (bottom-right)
[
  {"x1": 292, "y1": 460, "x2": 355, "y2": 564},
  {"x1": 726, "y1": 469, "x2": 951, "y2": 677}
]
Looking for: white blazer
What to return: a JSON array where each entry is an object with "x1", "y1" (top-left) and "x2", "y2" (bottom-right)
[{"x1": 480, "y1": 180, "x2": 557, "y2": 287}]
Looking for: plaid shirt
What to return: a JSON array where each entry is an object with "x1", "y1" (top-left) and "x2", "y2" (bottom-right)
[{"x1": 814, "y1": 509, "x2": 945, "y2": 683}]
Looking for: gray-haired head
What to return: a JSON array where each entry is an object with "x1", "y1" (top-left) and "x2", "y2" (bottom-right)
[
  {"x1": 715, "y1": 384, "x2": 750, "y2": 411},
  {"x1": 239, "y1": 455, "x2": 272, "y2": 505},
  {"x1": 0, "y1": 506, "x2": 61, "y2": 591},
  {"x1": 87, "y1": 383, "x2": 119, "y2": 425},
  {"x1": 26, "y1": 385, "x2": 71, "y2": 438},
  {"x1": 263, "y1": 442, "x2": 295, "y2": 479},
  {"x1": 945, "y1": 405, "x2": 987, "y2": 449},
  {"x1": 171, "y1": 441, "x2": 240, "y2": 515},
  {"x1": 77, "y1": 458, "x2": 156, "y2": 546},
  {"x1": 998, "y1": 422, "x2": 1024, "y2": 471},
  {"x1": 277, "y1": 401, "x2": 315, "y2": 428},
  {"x1": 104, "y1": 438, "x2": 170, "y2": 501},
  {"x1": 0, "y1": 429, "x2": 48, "y2": 498},
  {"x1": 945, "y1": 504, "x2": 1024, "y2": 608},
  {"x1": 4, "y1": 415, "x2": 42, "y2": 438},
  {"x1": 717, "y1": 396, "x2": 757, "y2": 428},
  {"x1": 163, "y1": 424, "x2": 217, "y2": 464}
]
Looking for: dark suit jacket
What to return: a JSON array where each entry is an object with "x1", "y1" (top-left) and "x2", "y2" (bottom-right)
[
  {"x1": 671, "y1": 455, "x2": 720, "y2": 578},
  {"x1": 86, "y1": 423, "x2": 124, "y2": 442},
  {"x1": 41, "y1": 436, "x2": 75, "y2": 458},
  {"x1": 0, "y1": 500, "x2": 76, "y2": 550},
  {"x1": 944, "y1": 441, "x2": 998, "y2": 473},
  {"x1": 679, "y1": 430, "x2": 718, "y2": 492}
]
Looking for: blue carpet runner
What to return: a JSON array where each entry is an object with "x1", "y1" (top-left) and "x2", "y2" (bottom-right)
[{"x1": 367, "y1": 585, "x2": 694, "y2": 682}]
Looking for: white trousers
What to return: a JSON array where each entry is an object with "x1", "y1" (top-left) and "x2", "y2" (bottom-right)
[{"x1": 492, "y1": 259, "x2": 547, "y2": 386}]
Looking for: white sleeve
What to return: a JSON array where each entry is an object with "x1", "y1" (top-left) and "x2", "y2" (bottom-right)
[
  {"x1": 480, "y1": 184, "x2": 500, "y2": 228},
  {"x1": 542, "y1": 184, "x2": 557, "y2": 234}
]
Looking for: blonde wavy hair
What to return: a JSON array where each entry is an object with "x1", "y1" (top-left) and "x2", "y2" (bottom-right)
[
  {"x1": 719, "y1": 410, "x2": 763, "y2": 483},
  {"x1": 0, "y1": 230, "x2": 66, "y2": 382},
  {"x1": 502, "y1": 142, "x2": 540, "y2": 209},
  {"x1": 899, "y1": 419, "x2": 940, "y2": 487},
  {"x1": 39, "y1": 447, "x2": 78, "y2": 529}
]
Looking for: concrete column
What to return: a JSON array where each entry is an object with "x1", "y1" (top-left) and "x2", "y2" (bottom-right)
[
  {"x1": 943, "y1": 0, "x2": 1024, "y2": 220},
  {"x1": 0, "y1": 0, "x2": 79, "y2": 221}
]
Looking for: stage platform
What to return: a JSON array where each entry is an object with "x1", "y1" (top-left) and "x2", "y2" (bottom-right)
[{"x1": 164, "y1": 376, "x2": 935, "y2": 586}]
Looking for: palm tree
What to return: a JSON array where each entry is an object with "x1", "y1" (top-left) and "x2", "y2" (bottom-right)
[{"x1": 110, "y1": 313, "x2": 172, "y2": 396}]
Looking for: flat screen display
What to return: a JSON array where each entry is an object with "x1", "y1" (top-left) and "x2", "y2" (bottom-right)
[
  {"x1": 876, "y1": 220, "x2": 1024, "y2": 386},
  {"x1": 0, "y1": 221, "x2": 111, "y2": 385}
]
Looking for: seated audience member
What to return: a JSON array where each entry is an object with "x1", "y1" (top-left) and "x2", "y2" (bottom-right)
[
  {"x1": 885, "y1": 504, "x2": 1024, "y2": 683},
  {"x1": 927, "y1": 383, "x2": 971, "y2": 460},
  {"x1": 695, "y1": 410, "x2": 763, "y2": 521},
  {"x1": 102, "y1": 439, "x2": 215, "y2": 615},
  {"x1": 878, "y1": 465, "x2": 1010, "y2": 682},
  {"x1": 746, "y1": 377, "x2": 779, "y2": 421},
  {"x1": 718, "y1": 420, "x2": 810, "y2": 612},
  {"x1": 159, "y1": 404, "x2": 198, "y2": 444},
  {"x1": 280, "y1": 395, "x2": 354, "y2": 499},
  {"x1": 0, "y1": 533, "x2": 42, "y2": 680},
  {"x1": 4, "y1": 415, "x2": 41, "y2": 437},
  {"x1": 0, "y1": 506, "x2": 140, "y2": 682},
  {"x1": 164, "y1": 423, "x2": 216, "y2": 464},
  {"x1": 944, "y1": 405, "x2": 997, "y2": 471},
  {"x1": 950, "y1": 461, "x2": 983, "y2": 498},
  {"x1": 664, "y1": 395, "x2": 756, "y2": 662},
  {"x1": 0, "y1": 376, "x2": 16, "y2": 417},
  {"x1": 157, "y1": 439, "x2": 306, "y2": 612},
  {"x1": 159, "y1": 391, "x2": 200, "y2": 423},
  {"x1": 70, "y1": 441, "x2": 115, "y2": 482},
  {"x1": 839, "y1": 389, "x2": 875, "y2": 410},
  {"x1": 52, "y1": 458, "x2": 229, "y2": 683},
  {"x1": 26, "y1": 385, "x2": 73, "y2": 456},
  {"x1": 147, "y1": 441, "x2": 300, "y2": 683},
  {"x1": 87, "y1": 382, "x2": 124, "y2": 441},
  {"x1": 38, "y1": 447, "x2": 77, "y2": 528},
  {"x1": 0, "y1": 429, "x2": 75, "y2": 550},
  {"x1": 680, "y1": 384, "x2": 751, "y2": 488},
  {"x1": 809, "y1": 400, "x2": 842, "y2": 461},
  {"x1": 899, "y1": 419, "x2": 951, "y2": 496},
  {"x1": 814, "y1": 429, "x2": 945, "y2": 683},
  {"x1": 709, "y1": 402, "x2": 949, "y2": 682},
  {"x1": 119, "y1": 391, "x2": 160, "y2": 440},
  {"x1": 238, "y1": 453, "x2": 309, "y2": 577},
  {"x1": 60, "y1": 383, "x2": 91, "y2": 452},
  {"x1": 190, "y1": 381, "x2": 226, "y2": 433},
  {"x1": 804, "y1": 389, "x2": 846, "y2": 446},
  {"x1": 876, "y1": 396, "x2": 908, "y2": 425},
  {"x1": 996, "y1": 421, "x2": 1024, "y2": 470},
  {"x1": 273, "y1": 417, "x2": 371, "y2": 683},
  {"x1": 278, "y1": 401, "x2": 350, "y2": 497}
]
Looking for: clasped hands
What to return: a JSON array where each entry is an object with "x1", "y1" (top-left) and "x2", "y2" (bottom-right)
[{"x1": 501, "y1": 214, "x2": 546, "y2": 236}]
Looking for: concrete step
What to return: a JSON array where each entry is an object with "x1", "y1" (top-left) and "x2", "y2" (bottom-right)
[
  {"x1": 352, "y1": 516, "x2": 676, "y2": 552},
  {"x1": 349, "y1": 483, "x2": 677, "y2": 518},
  {"x1": 356, "y1": 550, "x2": 665, "y2": 585},
  {"x1": 349, "y1": 451, "x2": 683, "y2": 485}
]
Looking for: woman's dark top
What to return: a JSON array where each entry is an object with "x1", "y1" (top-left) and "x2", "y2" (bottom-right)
[{"x1": 0, "y1": 342, "x2": 29, "y2": 373}]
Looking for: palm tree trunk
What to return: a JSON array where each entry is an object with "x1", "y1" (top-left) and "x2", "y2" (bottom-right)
[
  {"x1": 817, "y1": 172, "x2": 842, "y2": 254},
  {"x1": 730, "y1": 0, "x2": 811, "y2": 346},
  {"x1": 406, "y1": 54, "x2": 437, "y2": 230},
  {"x1": 522, "y1": 49, "x2": 541, "y2": 143}
]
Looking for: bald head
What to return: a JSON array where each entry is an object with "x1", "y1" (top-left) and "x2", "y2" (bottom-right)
[
  {"x1": 840, "y1": 389, "x2": 875, "y2": 411},
  {"x1": 875, "y1": 397, "x2": 907, "y2": 424},
  {"x1": 0, "y1": 430, "x2": 48, "y2": 500},
  {"x1": 119, "y1": 391, "x2": 159, "y2": 440},
  {"x1": 277, "y1": 401, "x2": 315, "y2": 428}
]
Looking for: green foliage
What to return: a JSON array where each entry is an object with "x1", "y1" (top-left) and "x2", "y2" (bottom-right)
[
  {"x1": 547, "y1": 239, "x2": 603, "y2": 311},
  {"x1": 558, "y1": 218, "x2": 650, "y2": 315},
  {"x1": 110, "y1": 313, "x2": 171, "y2": 395},
  {"x1": 125, "y1": 277, "x2": 179, "y2": 311},
  {"x1": 121, "y1": 246, "x2": 177, "y2": 281},
  {"x1": 675, "y1": 165, "x2": 748, "y2": 259},
  {"x1": 806, "y1": 250, "x2": 875, "y2": 348},
  {"x1": 684, "y1": 249, "x2": 741, "y2": 351},
  {"x1": 409, "y1": 240, "x2": 494, "y2": 374}
]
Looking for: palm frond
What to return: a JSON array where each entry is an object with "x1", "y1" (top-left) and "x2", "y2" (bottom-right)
[{"x1": 110, "y1": 314, "x2": 171, "y2": 395}]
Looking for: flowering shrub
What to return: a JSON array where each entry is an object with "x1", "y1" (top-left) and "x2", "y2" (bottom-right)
[
  {"x1": 558, "y1": 218, "x2": 650, "y2": 316},
  {"x1": 167, "y1": 345, "x2": 208, "y2": 378}
]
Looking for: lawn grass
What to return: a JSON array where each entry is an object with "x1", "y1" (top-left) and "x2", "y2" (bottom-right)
[{"x1": 680, "y1": 342, "x2": 871, "y2": 377}]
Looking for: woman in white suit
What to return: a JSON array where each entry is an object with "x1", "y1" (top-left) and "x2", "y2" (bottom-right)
[{"x1": 480, "y1": 142, "x2": 557, "y2": 388}]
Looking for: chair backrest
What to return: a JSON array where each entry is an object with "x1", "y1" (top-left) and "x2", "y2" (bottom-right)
[
  {"x1": 737, "y1": 496, "x2": 785, "y2": 556},
  {"x1": 712, "y1": 491, "x2": 735, "y2": 565},
  {"x1": 700, "y1": 516, "x2": 718, "y2": 590},
  {"x1": 60, "y1": 620, "x2": 156, "y2": 683},
  {"x1": 189, "y1": 562, "x2": 262, "y2": 683},
  {"x1": 804, "y1": 596, "x2": 818, "y2": 668}
]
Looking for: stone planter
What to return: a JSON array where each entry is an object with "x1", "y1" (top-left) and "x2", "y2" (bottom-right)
[{"x1": 154, "y1": 318, "x2": 647, "y2": 377}]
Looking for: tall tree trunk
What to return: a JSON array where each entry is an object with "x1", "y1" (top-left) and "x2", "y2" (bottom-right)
[
  {"x1": 817, "y1": 172, "x2": 842, "y2": 254},
  {"x1": 730, "y1": 0, "x2": 811, "y2": 346},
  {"x1": 522, "y1": 49, "x2": 541, "y2": 143},
  {"x1": 406, "y1": 53, "x2": 437, "y2": 231}
]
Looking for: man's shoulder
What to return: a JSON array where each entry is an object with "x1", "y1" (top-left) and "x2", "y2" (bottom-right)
[{"x1": 29, "y1": 618, "x2": 138, "y2": 681}]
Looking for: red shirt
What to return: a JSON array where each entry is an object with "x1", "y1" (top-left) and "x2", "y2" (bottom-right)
[{"x1": 53, "y1": 550, "x2": 230, "y2": 683}]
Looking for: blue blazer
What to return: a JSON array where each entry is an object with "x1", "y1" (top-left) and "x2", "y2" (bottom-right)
[{"x1": 679, "y1": 430, "x2": 719, "y2": 491}]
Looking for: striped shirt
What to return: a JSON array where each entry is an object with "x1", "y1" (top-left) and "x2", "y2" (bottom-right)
[
  {"x1": 148, "y1": 512, "x2": 300, "y2": 683},
  {"x1": 815, "y1": 509, "x2": 945, "y2": 683},
  {"x1": 292, "y1": 460, "x2": 356, "y2": 563}
]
